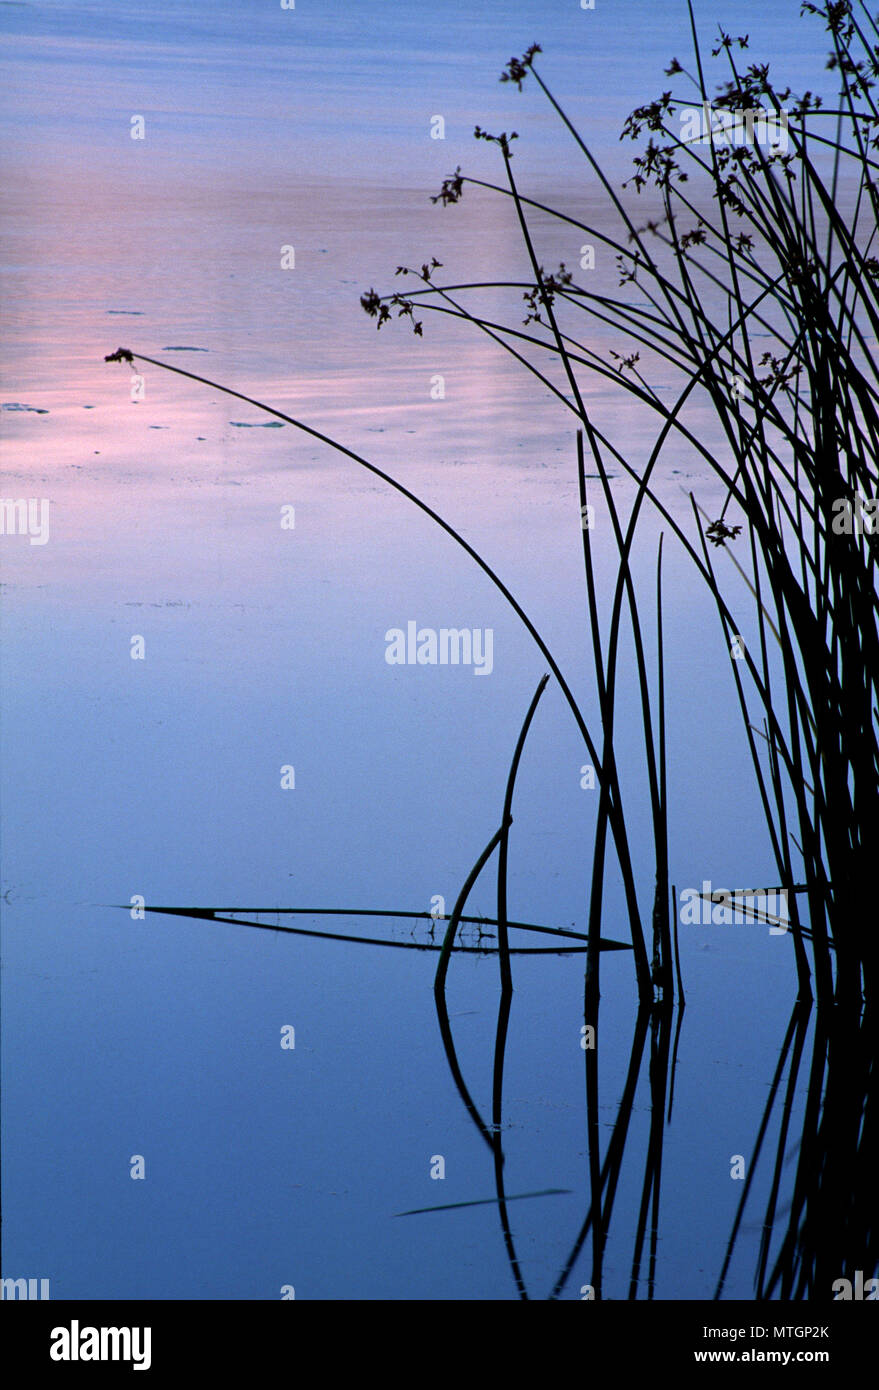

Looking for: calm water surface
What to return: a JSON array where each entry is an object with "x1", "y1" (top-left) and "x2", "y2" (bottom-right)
[{"x1": 1, "y1": 0, "x2": 844, "y2": 1298}]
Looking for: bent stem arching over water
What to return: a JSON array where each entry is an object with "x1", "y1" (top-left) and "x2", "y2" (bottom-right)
[{"x1": 106, "y1": 346, "x2": 659, "y2": 1001}]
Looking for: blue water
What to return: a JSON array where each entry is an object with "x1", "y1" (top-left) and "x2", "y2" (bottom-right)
[{"x1": 1, "y1": 0, "x2": 843, "y2": 1299}]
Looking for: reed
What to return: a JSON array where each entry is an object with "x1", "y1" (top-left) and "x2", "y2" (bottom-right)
[
  {"x1": 363, "y1": 0, "x2": 879, "y2": 1009},
  {"x1": 107, "y1": 0, "x2": 879, "y2": 1296}
]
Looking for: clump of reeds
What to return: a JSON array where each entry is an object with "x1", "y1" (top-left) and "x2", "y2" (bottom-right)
[
  {"x1": 107, "y1": 0, "x2": 878, "y2": 1297},
  {"x1": 361, "y1": 0, "x2": 879, "y2": 1011}
]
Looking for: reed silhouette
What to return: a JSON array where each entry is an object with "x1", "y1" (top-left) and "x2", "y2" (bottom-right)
[
  {"x1": 361, "y1": 0, "x2": 879, "y2": 1011},
  {"x1": 106, "y1": 0, "x2": 877, "y2": 1300}
]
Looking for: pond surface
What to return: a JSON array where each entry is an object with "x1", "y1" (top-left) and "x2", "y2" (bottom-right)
[{"x1": 0, "y1": 0, "x2": 856, "y2": 1300}]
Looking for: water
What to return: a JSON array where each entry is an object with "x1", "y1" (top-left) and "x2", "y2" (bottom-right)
[{"x1": 0, "y1": 0, "x2": 855, "y2": 1300}]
